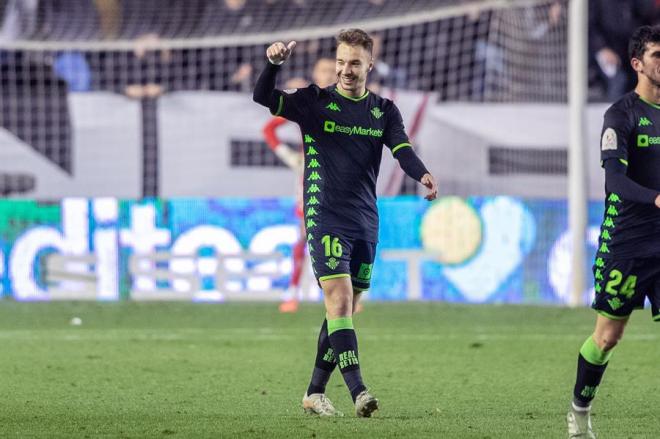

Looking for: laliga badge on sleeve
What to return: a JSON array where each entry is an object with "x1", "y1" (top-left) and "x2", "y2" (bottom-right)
[{"x1": 601, "y1": 127, "x2": 617, "y2": 151}]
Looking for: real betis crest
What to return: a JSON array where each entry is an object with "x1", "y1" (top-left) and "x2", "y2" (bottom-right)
[{"x1": 371, "y1": 107, "x2": 383, "y2": 119}]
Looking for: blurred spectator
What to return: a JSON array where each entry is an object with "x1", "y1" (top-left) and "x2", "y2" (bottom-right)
[
  {"x1": 589, "y1": 0, "x2": 655, "y2": 101},
  {"x1": 226, "y1": 0, "x2": 247, "y2": 10},
  {"x1": 119, "y1": 0, "x2": 168, "y2": 39},
  {"x1": 119, "y1": 0, "x2": 209, "y2": 39},
  {"x1": 312, "y1": 57, "x2": 336, "y2": 88},
  {"x1": 471, "y1": 1, "x2": 564, "y2": 102},
  {"x1": 464, "y1": 7, "x2": 494, "y2": 101},
  {"x1": 221, "y1": 0, "x2": 256, "y2": 33},
  {"x1": 121, "y1": 33, "x2": 171, "y2": 98},
  {"x1": 277, "y1": 56, "x2": 336, "y2": 90},
  {"x1": 37, "y1": 0, "x2": 103, "y2": 40},
  {"x1": 51, "y1": 0, "x2": 119, "y2": 91},
  {"x1": 94, "y1": 0, "x2": 120, "y2": 39},
  {"x1": 370, "y1": 32, "x2": 407, "y2": 90},
  {"x1": 0, "y1": 0, "x2": 74, "y2": 173},
  {"x1": 229, "y1": 60, "x2": 254, "y2": 92},
  {"x1": 0, "y1": 52, "x2": 72, "y2": 172},
  {"x1": 53, "y1": 51, "x2": 91, "y2": 91},
  {"x1": 0, "y1": 0, "x2": 38, "y2": 41}
]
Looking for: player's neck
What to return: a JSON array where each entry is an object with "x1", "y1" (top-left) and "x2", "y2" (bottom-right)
[
  {"x1": 336, "y1": 83, "x2": 367, "y2": 99},
  {"x1": 635, "y1": 81, "x2": 660, "y2": 106}
]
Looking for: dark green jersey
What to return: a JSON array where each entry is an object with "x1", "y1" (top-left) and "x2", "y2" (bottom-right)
[
  {"x1": 273, "y1": 84, "x2": 411, "y2": 242},
  {"x1": 597, "y1": 91, "x2": 660, "y2": 259}
]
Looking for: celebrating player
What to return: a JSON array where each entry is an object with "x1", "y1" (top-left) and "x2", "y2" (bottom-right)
[
  {"x1": 253, "y1": 29, "x2": 437, "y2": 418},
  {"x1": 567, "y1": 25, "x2": 660, "y2": 438}
]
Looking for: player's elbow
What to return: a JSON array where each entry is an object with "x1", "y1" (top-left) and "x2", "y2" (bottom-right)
[
  {"x1": 252, "y1": 86, "x2": 272, "y2": 106},
  {"x1": 252, "y1": 90, "x2": 266, "y2": 106}
]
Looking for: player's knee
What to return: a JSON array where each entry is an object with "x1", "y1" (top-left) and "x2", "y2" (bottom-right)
[
  {"x1": 323, "y1": 283, "x2": 353, "y2": 317},
  {"x1": 327, "y1": 296, "x2": 352, "y2": 317},
  {"x1": 595, "y1": 329, "x2": 624, "y2": 351}
]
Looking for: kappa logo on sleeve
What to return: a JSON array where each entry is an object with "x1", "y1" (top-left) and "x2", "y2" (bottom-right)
[{"x1": 601, "y1": 128, "x2": 617, "y2": 151}]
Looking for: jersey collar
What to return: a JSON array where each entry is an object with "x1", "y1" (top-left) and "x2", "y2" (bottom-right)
[
  {"x1": 637, "y1": 93, "x2": 660, "y2": 110},
  {"x1": 334, "y1": 85, "x2": 370, "y2": 102}
]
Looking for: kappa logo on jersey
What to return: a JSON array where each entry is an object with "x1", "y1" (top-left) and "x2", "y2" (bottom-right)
[
  {"x1": 601, "y1": 128, "x2": 617, "y2": 151},
  {"x1": 639, "y1": 117, "x2": 653, "y2": 127},
  {"x1": 371, "y1": 107, "x2": 384, "y2": 119},
  {"x1": 283, "y1": 88, "x2": 298, "y2": 94},
  {"x1": 326, "y1": 102, "x2": 341, "y2": 112}
]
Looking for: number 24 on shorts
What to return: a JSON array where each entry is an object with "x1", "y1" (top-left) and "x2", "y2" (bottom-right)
[{"x1": 605, "y1": 269, "x2": 636, "y2": 299}]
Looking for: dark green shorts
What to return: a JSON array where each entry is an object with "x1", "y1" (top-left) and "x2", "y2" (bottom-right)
[
  {"x1": 307, "y1": 229, "x2": 376, "y2": 292},
  {"x1": 592, "y1": 256, "x2": 660, "y2": 320}
]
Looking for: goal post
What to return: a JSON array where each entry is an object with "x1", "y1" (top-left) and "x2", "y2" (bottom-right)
[{"x1": 568, "y1": 0, "x2": 588, "y2": 307}]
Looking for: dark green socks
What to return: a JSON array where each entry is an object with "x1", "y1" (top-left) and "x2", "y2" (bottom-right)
[
  {"x1": 573, "y1": 336, "x2": 613, "y2": 407},
  {"x1": 327, "y1": 316, "x2": 366, "y2": 402},
  {"x1": 307, "y1": 319, "x2": 337, "y2": 395}
]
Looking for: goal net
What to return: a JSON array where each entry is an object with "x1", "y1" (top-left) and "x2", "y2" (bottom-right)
[{"x1": 0, "y1": 0, "x2": 568, "y2": 197}]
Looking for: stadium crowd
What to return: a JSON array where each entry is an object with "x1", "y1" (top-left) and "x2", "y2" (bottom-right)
[
  {"x1": 0, "y1": 0, "x2": 658, "y2": 194},
  {"x1": 0, "y1": 0, "x2": 658, "y2": 101}
]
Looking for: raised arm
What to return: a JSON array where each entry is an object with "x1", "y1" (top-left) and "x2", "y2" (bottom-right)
[{"x1": 253, "y1": 41, "x2": 297, "y2": 109}]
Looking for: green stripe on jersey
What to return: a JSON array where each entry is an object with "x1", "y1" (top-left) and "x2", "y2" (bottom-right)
[
  {"x1": 274, "y1": 95, "x2": 284, "y2": 116},
  {"x1": 392, "y1": 142, "x2": 412, "y2": 154},
  {"x1": 335, "y1": 87, "x2": 370, "y2": 102},
  {"x1": 639, "y1": 96, "x2": 660, "y2": 110}
]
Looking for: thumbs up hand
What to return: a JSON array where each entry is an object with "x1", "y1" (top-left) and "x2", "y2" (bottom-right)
[{"x1": 266, "y1": 41, "x2": 297, "y2": 65}]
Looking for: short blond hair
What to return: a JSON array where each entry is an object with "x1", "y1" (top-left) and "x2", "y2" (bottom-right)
[{"x1": 336, "y1": 28, "x2": 373, "y2": 55}]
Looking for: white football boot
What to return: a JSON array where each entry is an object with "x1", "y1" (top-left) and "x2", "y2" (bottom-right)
[
  {"x1": 567, "y1": 403, "x2": 596, "y2": 438},
  {"x1": 302, "y1": 393, "x2": 343, "y2": 417},
  {"x1": 355, "y1": 390, "x2": 379, "y2": 418}
]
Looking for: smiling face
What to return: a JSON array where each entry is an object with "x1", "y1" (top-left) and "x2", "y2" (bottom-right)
[
  {"x1": 633, "y1": 42, "x2": 660, "y2": 89},
  {"x1": 335, "y1": 43, "x2": 373, "y2": 97}
]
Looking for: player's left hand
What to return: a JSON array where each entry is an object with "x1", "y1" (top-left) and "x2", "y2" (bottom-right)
[{"x1": 420, "y1": 173, "x2": 438, "y2": 201}]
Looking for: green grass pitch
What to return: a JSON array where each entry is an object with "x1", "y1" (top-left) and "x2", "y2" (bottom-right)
[{"x1": 1, "y1": 301, "x2": 658, "y2": 438}]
